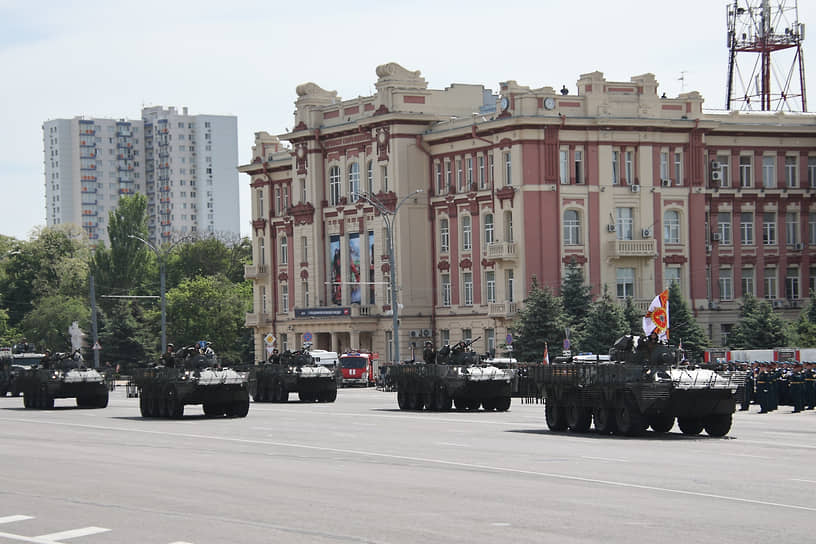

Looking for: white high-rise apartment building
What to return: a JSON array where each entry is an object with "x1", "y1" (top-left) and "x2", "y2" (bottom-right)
[{"x1": 43, "y1": 106, "x2": 239, "y2": 245}]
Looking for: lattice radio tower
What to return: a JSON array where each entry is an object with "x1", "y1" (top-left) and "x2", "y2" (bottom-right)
[{"x1": 726, "y1": 0, "x2": 807, "y2": 111}]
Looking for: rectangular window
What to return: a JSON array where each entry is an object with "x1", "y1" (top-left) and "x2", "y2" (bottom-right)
[
  {"x1": 302, "y1": 236, "x2": 309, "y2": 264},
  {"x1": 504, "y1": 152, "x2": 512, "y2": 186},
  {"x1": 763, "y1": 212, "x2": 776, "y2": 245},
  {"x1": 456, "y1": 159, "x2": 463, "y2": 192},
  {"x1": 786, "y1": 212, "x2": 798, "y2": 246},
  {"x1": 381, "y1": 165, "x2": 388, "y2": 192},
  {"x1": 302, "y1": 281, "x2": 310, "y2": 307},
  {"x1": 462, "y1": 217, "x2": 472, "y2": 251},
  {"x1": 441, "y1": 329, "x2": 450, "y2": 347},
  {"x1": 740, "y1": 212, "x2": 754, "y2": 245},
  {"x1": 463, "y1": 272, "x2": 473, "y2": 306},
  {"x1": 673, "y1": 151, "x2": 682, "y2": 184},
  {"x1": 719, "y1": 268, "x2": 733, "y2": 301},
  {"x1": 466, "y1": 156, "x2": 473, "y2": 189},
  {"x1": 616, "y1": 208, "x2": 633, "y2": 240},
  {"x1": 808, "y1": 157, "x2": 816, "y2": 188},
  {"x1": 488, "y1": 154, "x2": 495, "y2": 185},
  {"x1": 478, "y1": 156, "x2": 486, "y2": 189},
  {"x1": 435, "y1": 162, "x2": 443, "y2": 194},
  {"x1": 367, "y1": 162, "x2": 374, "y2": 194},
  {"x1": 612, "y1": 150, "x2": 619, "y2": 185},
  {"x1": 717, "y1": 212, "x2": 732, "y2": 245},
  {"x1": 462, "y1": 328, "x2": 472, "y2": 345},
  {"x1": 739, "y1": 155, "x2": 752, "y2": 188},
  {"x1": 574, "y1": 150, "x2": 584, "y2": 184},
  {"x1": 440, "y1": 220, "x2": 450, "y2": 253},
  {"x1": 281, "y1": 284, "x2": 289, "y2": 313},
  {"x1": 717, "y1": 155, "x2": 730, "y2": 188},
  {"x1": 441, "y1": 274, "x2": 451, "y2": 307},
  {"x1": 785, "y1": 156, "x2": 798, "y2": 188},
  {"x1": 506, "y1": 269, "x2": 515, "y2": 303},
  {"x1": 665, "y1": 266, "x2": 681, "y2": 290},
  {"x1": 330, "y1": 167, "x2": 341, "y2": 206},
  {"x1": 485, "y1": 328, "x2": 495, "y2": 356},
  {"x1": 741, "y1": 268, "x2": 754, "y2": 297},
  {"x1": 809, "y1": 212, "x2": 816, "y2": 245},
  {"x1": 785, "y1": 267, "x2": 800, "y2": 300},
  {"x1": 660, "y1": 151, "x2": 669, "y2": 181},
  {"x1": 764, "y1": 267, "x2": 777, "y2": 299},
  {"x1": 445, "y1": 160, "x2": 452, "y2": 190},
  {"x1": 625, "y1": 150, "x2": 634, "y2": 184},
  {"x1": 762, "y1": 156, "x2": 776, "y2": 189},
  {"x1": 811, "y1": 266, "x2": 816, "y2": 295},
  {"x1": 281, "y1": 333, "x2": 288, "y2": 352},
  {"x1": 616, "y1": 268, "x2": 635, "y2": 298},
  {"x1": 559, "y1": 149, "x2": 569, "y2": 184},
  {"x1": 485, "y1": 271, "x2": 496, "y2": 303}
]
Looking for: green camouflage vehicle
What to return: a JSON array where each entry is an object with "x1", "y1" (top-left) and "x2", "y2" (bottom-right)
[
  {"x1": 525, "y1": 335, "x2": 745, "y2": 437},
  {"x1": 16, "y1": 351, "x2": 108, "y2": 409},
  {"x1": 133, "y1": 344, "x2": 250, "y2": 418},
  {"x1": 249, "y1": 347, "x2": 338, "y2": 403},
  {"x1": 386, "y1": 338, "x2": 515, "y2": 412}
]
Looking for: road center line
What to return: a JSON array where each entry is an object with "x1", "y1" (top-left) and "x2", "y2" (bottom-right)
[
  {"x1": 0, "y1": 516, "x2": 34, "y2": 525},
  {"x1": 3, "y1": 416, "x2": 815, "y2": 513}
]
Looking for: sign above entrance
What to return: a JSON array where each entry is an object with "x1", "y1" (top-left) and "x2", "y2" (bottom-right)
[{"x1": 295, "y1": 307, "x2": 351, "y2": 318}]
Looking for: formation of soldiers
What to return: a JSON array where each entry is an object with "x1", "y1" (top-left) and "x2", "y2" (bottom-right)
[{"x1": 732, "y1": 361, "x2": 816, "y2": 413}]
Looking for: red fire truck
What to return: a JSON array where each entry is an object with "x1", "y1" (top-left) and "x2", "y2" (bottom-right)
[{"x1": 339, "y1": 351, "x2": 379, "y2": 387}]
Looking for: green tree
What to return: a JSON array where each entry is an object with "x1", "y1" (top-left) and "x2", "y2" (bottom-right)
[
  {"x1": 165, "y1": 275, "x2": 252, "y2": 365},
  {"x1": 622, "y1": 296, "x2": 642, "y2": 335},
  {"x1": 560, "y1": 260, "x2": 592, "y2": 328},
  {"x1": 19, "y1": 295, "x2": 90, "y2": 350},
  {"x1": 510, "y1": 279, "x2": 568, "y2": 363},
  {"x1": 667, "y1": 282, "x2": 708, "y2": 361},
  {"x1": 789, "y1": 289, "x2": 816, "y2": 347},
  {"x1": 579, "y1": 286, "x2": 628, "y2": 354},
  {"x1": 91, "y1": 194, "x2": 151, "y2": 295},
  {"x1": 0, "y1": 226, "x2": 89, "y2": 326},
  {"x1": 729, "y1": 297, "x2": 789, "y2": 349},
  {"x1": 165, "y1": 236, "x2": 252, "y2": 289}
]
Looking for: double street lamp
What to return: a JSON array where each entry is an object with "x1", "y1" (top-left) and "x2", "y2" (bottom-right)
[
  {"x1": 128, "y1": 234, "x2": 186, "y2": 353},
  {"x1": 351, "y1": 189, "x2": 422, "y2": 364}
]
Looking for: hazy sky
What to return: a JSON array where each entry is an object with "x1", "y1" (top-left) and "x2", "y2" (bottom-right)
[{"x1": 1, "y1": 0, "x2": 814, "y2": 241}]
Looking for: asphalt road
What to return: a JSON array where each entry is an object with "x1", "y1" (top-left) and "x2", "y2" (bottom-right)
[{"x1": 1, "y1": 387, "x2": 815, "y2": 544}]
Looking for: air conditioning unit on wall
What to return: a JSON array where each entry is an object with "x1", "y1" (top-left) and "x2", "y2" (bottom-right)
[
  {"x1": 630, "y1": 184, "x2": 641, "y2": 193},
  {"x1": 661, "y1": 179, "x2": 672, "y2": 187},
  {"x1": 642, "y1": 228, "x2": 651, "y2": 238},
  {"x1": 712, "y1": 233, "x2": 722, "y2": 242},
  {"x1": 711, "y1": 171, "x2": 722, "y2": 182},
  {"x1": 607, "y1": 224, "x2": 616, "y2": 232}
]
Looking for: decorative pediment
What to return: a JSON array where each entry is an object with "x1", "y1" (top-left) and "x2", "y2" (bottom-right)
[
  {"x1": 252, "y1": 218, "x2": 267, "y2": 234},
  {"x1": 381, "y1": 263, "x2": 391, "y2": 273},
  {"x1": 374, "y1": 191, "x2": 397, "y2": 212},
  {"x1": 278, "y1": 272, "x2": 288, "y2": 282},
  {"x1": 663, "y1": 255, "x2": 688, "y2": 264},
  {"x1": 496, "y1": 186, "x2": 516, "y2": 208},
  {"x1": 290, "y1": 202, "x2": 315, "y2": 225},
  {"x1": 562, "y1": 255, "x2": 587, "y2": 265},
  {"x1": 300, "y1": 269, "x2": 309, "y2": 280},
  {"x1": 459, "y1": 257, "x2": 472, "y2": 269},
  {"x1": 480, "y1": 258, "x2": 494, "y2": 268},
  {"x1": 437, "y1": 260, "x2": 450, "y2": 271}
]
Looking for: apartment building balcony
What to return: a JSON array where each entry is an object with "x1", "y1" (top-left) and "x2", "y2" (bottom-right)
[
  {"x1": 607, "y1": 239, "x2": 658, "y2": 259},
  {"x1": 486, "y1": 241, "x2": 517, "y2": 260},
  {"x1": 244, "y1": 264, "x2": 268, "y2": 279},
  {"x1": 487, "y1": 301, "x2": 519, "y2": 318},
  {"x1": 245, "y1": 312, "x2": 272, "y2": 327}
]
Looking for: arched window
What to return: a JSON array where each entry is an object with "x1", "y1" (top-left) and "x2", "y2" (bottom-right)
[
  {"x1": 348, "y1": 162, "x2": 360, "y2": 201},
  {"x1": 462, "y1": 215, "x2": 472, "y2": 251},
  {"x1": 664, "y1": 210, "x2": 680, "y2": 244},
  {"x1": 329, "y1": 166, "x2": 341, "y2": 205},
  {"x1": 563, "y1": 209, "x2": 581, "y2": 245},
  {"x1": 484, "y1": 213, "x2": 494, "y2": 245},
  {"x1": 280, "y1": 235, "x2": 288, "y2": 265}
]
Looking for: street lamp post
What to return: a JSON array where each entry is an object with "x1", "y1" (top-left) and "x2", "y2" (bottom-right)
[
  {"x1": 352, "y1": 190, "x2": 422, "y2": 364},
  {"x1": 128, "y1": 234, "x2": 182, "y2": 354}
]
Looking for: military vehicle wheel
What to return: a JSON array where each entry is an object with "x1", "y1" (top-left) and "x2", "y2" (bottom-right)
[
  {"x1": 166, "y1": 388, "x2": 182, "y2": 418},
  {"x1": 321, "y1": 389, "x2": 337, "y2": 403},
  {"x1": 139, "y1": 394, "x2": 150, "y2": 417},
  {"x1": 232, "y1": 397, "x2": 250, "y2": 418},
  {"x1": 203, "y1": 402, "x2": 220, "y2": 417},
  {"x1": 468, "y1": 398, "x2": 481, "y2": 411},
  {"x1": 23, "y1": 392, "x2": 32, "y2": 409},
  {"x1": 454, "y1": 396, "x2": 469, "y2": 411},
  {"x1": 648, "y1": 413, "x2": 675, "y2": 433},
  {"x1": 703, "y1": 414, "x2": 732, "y2": 437},
  {"x1": 677, "y1": 417, "x2": 704, "y2": 435},
  {"x1": 566, "y1": 403, "x2": 593, "y2": 433},
  {"x1": 545, "y1": 399, "x2": 567, "y2": 431},
  {"x1": 397, "y1": 389, "x2": 409, "y2": 410},
  {"x1": 482, "y1": 397, "x2": 496, "y2": 411},
  {"x1": 432, "y1": 388, "x2": 451, "y2": 411},
  {"x1": 615, "y1": 402, "x2": 647, "y2": 436},
  {"x1": 495, "y1": 396, "x2": 511, "y2": 412}
]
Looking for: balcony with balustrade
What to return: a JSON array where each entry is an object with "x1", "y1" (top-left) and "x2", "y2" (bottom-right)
[
  {"x1": 607, "y1": 239, "x2": 658, "y2": 259},
  {"x1": 486, "y1": 241, "x2": 517, "y2": 260},
  {"x1": 244, "y1": 264, "x2": 268, "y2": 279},
  {"x1": 487, "y1": 301, "x2": 519, "y2": 318}
]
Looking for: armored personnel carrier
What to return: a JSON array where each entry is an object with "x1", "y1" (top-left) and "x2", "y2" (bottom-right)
[
  {"x1": 16, "y1": 350, "x2": 109, "y2": 409},
  {"x1": 250, "y1": 346, "x2": 338, "y2": 403},
  {"x1": 526, "y1": 335, "x2": 744, "y2": 436},
  {"x1": 134, "y1": 344, "x2": 250, "y2": 418},
  {"x1": 386, "y1": 338, "x2": 515, "y2": 411}
]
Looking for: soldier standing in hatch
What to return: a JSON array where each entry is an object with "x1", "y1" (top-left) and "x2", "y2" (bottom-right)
[
  {"x1": 161, "y1": 343, "x2": 175, "y2": 367},
  {"x1": 422, "y1": 341, "x2": 436, "y2": 364}
]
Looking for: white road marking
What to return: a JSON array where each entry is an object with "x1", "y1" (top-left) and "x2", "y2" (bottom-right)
[
  {"x1": 4, "y1": 416, "x2": 816, "y2": 513},
  {"x1": 36, "y1": 526, "x2": 110, "y2": 541},
  {"x1": 0, "y1": 516, "x2": 34, "y2": 524},
  {"x1": 581, "y1": 456, "x2": 628, "y2": 462},
  {"x1": 435, "y1": 442, "x2": 469, "y2": 447},
  {"x1": 790, "y1": 478, "x2": 816, "y2": 484}
]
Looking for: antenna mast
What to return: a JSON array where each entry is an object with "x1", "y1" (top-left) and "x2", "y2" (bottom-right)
[{"x1": 725, "y1": 0, "x2": 807, "y2": 111}]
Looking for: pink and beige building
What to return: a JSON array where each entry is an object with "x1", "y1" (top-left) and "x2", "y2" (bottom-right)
[{"x1": 240, "y1": 62, "x2": 816, "y2": 362}]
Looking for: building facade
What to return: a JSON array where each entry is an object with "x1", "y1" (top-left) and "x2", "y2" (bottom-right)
[
  {"x1": 43, "y1": 106, "x2": 239, "y2": 245},
  {"x1": 240, "y1": 63, "x2": 816, "y2": 362}
]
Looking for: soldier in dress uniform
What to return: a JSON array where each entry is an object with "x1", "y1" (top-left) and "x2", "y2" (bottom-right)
[
  {"x1": 739, "y1": 361, "x2": 753, "y2": 411},
  {"x1": 788, "y1": 363, "x2": 806, "y2": 413},
  {"x1": 804, "y1": 362, "x2": 816, "y2": 410},
  {"x1": 755, "y1": 363, "x2": 772, "y2": 413}
]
